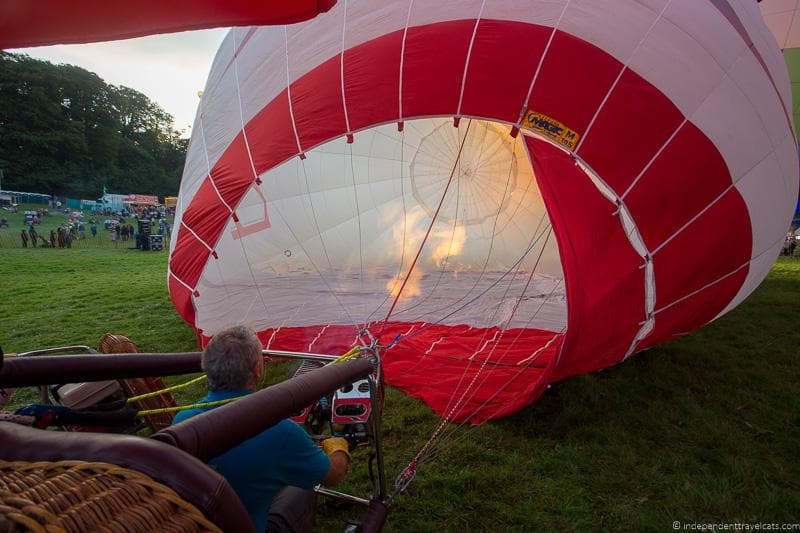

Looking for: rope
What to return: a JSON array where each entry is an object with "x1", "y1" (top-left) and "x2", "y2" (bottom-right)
[
  {"x1": 423, "y1": 294, "x2": 565, "y2": 462},
  {"x1": 137, "y1": 397, "x2": 238, "y2": 417},
  {"x1": 363, "y1": 121, "x2": 408, "y2": 326},
  {"x1": 389, "y1": 223, "x2": 556, "y2": 501},
  {"x1": 385, "y1": 132, "x2": 524, "y2": 384},
  {"x1": 433, "y1": 228, "x2": 553, "y2": 425},
  {"x1": 380, "y1": 120, "x2": 473, "y2": 330},
  {"x1": 390, "y1": 121, "x2": 506, "y2": 324},
  {"x1": 330, "y1": 345, "x2": 363, "y2": 364},
  {"x1": 126, "y1": 374, "x2": 207, "y2": 404},
  {"x1": 136, "y1": 346, "x2": 365, "y2": 416},
  {"x1": 382, "y1": 219, "x2": 551, "y2": 352}
]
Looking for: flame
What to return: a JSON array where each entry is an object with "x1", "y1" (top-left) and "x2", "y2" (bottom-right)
[
  {"x1": 386, "y1": 269, "x2": 423, "y2": 300},
  {"x1": 383, "y1": 206, "x2": 426, "y2": 301},
  {"x1": 430, "y1": 224, "x2": 466, "y2": 269},
  {"x1": 381, "y1": 206, "x2": 468, "y2": 301}
]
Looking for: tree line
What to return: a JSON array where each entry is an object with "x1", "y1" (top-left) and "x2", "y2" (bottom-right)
[{"x1": 0, "y1": 51, "x2": 187, "y2": 199}]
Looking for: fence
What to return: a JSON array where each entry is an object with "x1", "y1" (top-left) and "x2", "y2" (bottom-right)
[{"x1": 0, "y1": 190, "x2": 51, "y2": 205}]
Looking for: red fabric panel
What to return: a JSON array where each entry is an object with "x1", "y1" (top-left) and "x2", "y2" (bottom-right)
[
  {"x1": 169, "y1": 227, "x2": 212, "y2": 288},
  {"x1": 624, "y1": 122, "x2": 734, "y2": 251},
  {"x1": 291, "y1": 57, "x2": 349, "y2": 149},
  {"x1": 638, "y1": 266, "x2": 748, "y2": 351},
  {"x1": 168, "y1": 275, "x2": 196, "y2": 327},
  {"x1": 243, "y1": 90, "x2": 298, "y2": 177},
  {"x1": 650, "y1": 188, "x2": 752, "y2": 314},
  {"x1": 1, "y1": 0, "x2": 336, "y2": 48},
  {"x1": 180, "y1": 179, "x2": 230, "y2": 247},
  {"x1": 528, "y1": 31, "x2": 621, "y2": 135},
  {"x1": 260, "y1": 325, "x2": 358, "y2": 354},
  {"x1": 526, "y1": 136, "x2": 645, "y2": 381},
  {"x1": 382, "y1": 326, "x2": 562, "y2": 424},
  {"x1": 343, "y1": 31, "x2": 403, "y2": 133},
  {"x1": 459, "y1": 20, "x2": 550, "y2": 123},
  {"x1": 576, "y1": 68, "x2": 684, "y2": 194},
  {"x1": 211, "y1": 134, "x2": 259, "y2": 209},
  {"x1": 224, "y1": 322, "x2": 563, "y2": 425},
  {"x1": 401, "y1": 20, "x2": 474, "y2": 118}
]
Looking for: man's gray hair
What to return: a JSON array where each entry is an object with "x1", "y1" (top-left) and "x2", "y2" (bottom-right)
[{"x1": 202, "y1": 326, "x2": 262, "y2": 391}]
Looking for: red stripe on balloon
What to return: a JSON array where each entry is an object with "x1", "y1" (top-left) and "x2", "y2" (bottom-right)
[
  {"x1": 198, "y1": 321, "x2": 565, "y2": 424},
  {"x1": 638, "y1": 265, "x2": 748, "y2": 351},
  {"x1": 528, "y1": 31, "x2": 622, "y2": 136},
  {"x1": 651, "y1": 188, "x2": 752, "y2": 313},
  {"x1": 624, "y1": 121, "x2": 735, "y2": 251},
  {"x1": 180, "y1": 178, "x2": 232, "y2": 247},
  {"x1": 459, "y1": 20, "x2": 551, "y2": 123},
  {"x1": 0, "y1": 0, "x2": 337, "y2": 49},
  {"x1": 169, "y1": 274, "x2": 197, "y2": 327},
  {"x1": 576, "y1": 67, "x2": 685, "y2": 194},
  {"x1": 169, "y1": 223, "x2": 212, "y2": 287}
]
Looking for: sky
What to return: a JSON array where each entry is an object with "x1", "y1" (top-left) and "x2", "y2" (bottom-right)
[{"x1": 10, "y1": 28, "x2": 229, "y2": 137}]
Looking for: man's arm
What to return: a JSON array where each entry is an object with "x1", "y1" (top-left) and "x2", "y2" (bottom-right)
[
  {"x1": 321, "y1": 450, "x2": 350, "y2": 486},
  {"x1": 321, "y1": 437, "x2": 351, "y2": 486}
]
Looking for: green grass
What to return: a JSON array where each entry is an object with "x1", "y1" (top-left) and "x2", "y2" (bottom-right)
[{"x1": 0, "y1": 248, "x2": 798, "y2": 531}]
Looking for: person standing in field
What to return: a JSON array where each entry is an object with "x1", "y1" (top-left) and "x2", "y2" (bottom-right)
[{"x1": 28, "y1": 224, "x2": 37, "y2": 247}]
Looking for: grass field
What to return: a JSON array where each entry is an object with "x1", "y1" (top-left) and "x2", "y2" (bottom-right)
[{"x1": 0, "y1": 246, "x2": 798, "y2": 531}]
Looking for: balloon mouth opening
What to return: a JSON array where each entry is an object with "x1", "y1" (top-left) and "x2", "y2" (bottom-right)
[
  {"x1": 188, "y1": 116, "x2": 574, "y2": 422},
  {"x1": 191, "y1": 117, "x2": 568, "y2": 340}
]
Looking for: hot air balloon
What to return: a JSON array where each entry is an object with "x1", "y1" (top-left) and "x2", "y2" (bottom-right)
[
  {"x1": 759, "y1": 0, "x2": 800, "y2": 227},
  {"x1": 759, "y1": 0, "x2": 800, "y2": 136},
  {"x1": 166, "y1": 0, "x2": 799, "y2": 426},
  {"x1": 0, "y1": 0, "x2": 337, "y2": 48}
]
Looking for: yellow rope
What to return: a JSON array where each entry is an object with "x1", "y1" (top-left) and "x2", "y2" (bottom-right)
[
  {"x1": 138, "y1": 397, "x2": 238, "y2": 416},
  {"x1": 126, "y1": 374, "x2": 207, "y2": 404},
  {"x1": 137, "y1": 346, "x2": 364, "y2": 416},
  {"x1": 331, "y1": 345, "x2": 362, "y2": 364}
]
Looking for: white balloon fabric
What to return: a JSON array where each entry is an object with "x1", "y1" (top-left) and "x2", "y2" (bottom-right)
[{"x1": 170, "y1": 0, "x2": 799, "y2": 424}]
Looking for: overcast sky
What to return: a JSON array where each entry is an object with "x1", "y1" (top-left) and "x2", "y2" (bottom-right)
[{"x1": 10, "y1": 28, "x2": 228, "y2": 137}]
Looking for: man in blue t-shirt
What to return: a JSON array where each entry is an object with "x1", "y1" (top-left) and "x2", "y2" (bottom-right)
[{"x1": 173, "y1": 326, "x2": 351, "y2": 532}]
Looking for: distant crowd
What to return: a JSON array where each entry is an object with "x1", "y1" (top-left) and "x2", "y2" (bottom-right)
[{"x1": 6, "y1": 206, "x2": 171, "y2": 250}]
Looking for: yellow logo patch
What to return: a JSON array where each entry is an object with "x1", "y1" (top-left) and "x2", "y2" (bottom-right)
[{"x1": 521, "y1": 110, "x2": 580, "y2": 150}]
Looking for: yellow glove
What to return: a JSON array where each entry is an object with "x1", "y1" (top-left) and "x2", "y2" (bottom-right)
[{"x1": 322, "y1": 437, "x2": 351, "y2": 461}]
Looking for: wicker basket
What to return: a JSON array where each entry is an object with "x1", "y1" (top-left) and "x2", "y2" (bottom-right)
[
  {"x1": 98, "y1": 334, "x2": 177, "y2": 431},
  {"x1": 0, "y1": 460, "x2": 221, "y2": 532}
]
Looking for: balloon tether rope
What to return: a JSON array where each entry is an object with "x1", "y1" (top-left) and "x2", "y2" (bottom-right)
[{"x1": 380, "y1": 120, "x2": 473, "y2": 332}]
